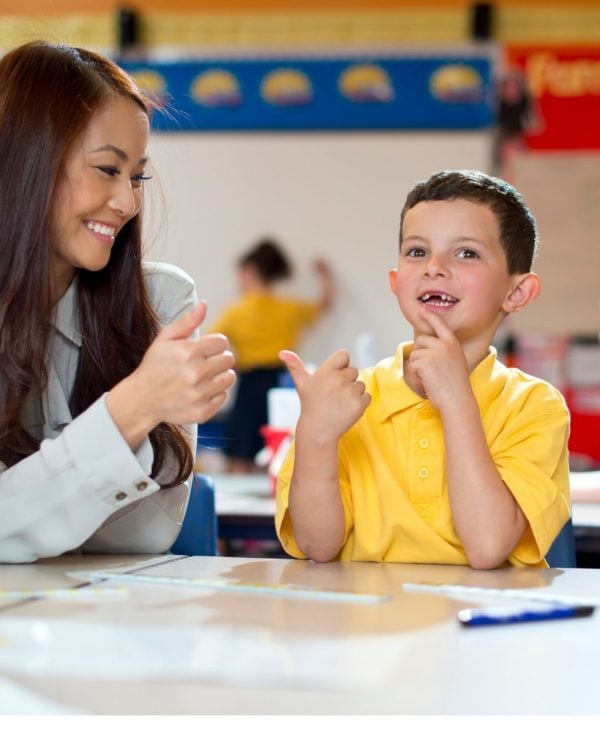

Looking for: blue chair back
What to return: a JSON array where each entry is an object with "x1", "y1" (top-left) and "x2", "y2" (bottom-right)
[
  {"x1": 545, "y1": 518, "x2": 576, "y2": 568},
  {"x1": 170, "y1": 473, "x2": 218, "y2": 556}
]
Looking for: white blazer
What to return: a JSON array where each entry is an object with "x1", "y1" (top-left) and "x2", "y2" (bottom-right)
[{"x1": 0, "y1": 262, "x2": 198, "y2": 563}]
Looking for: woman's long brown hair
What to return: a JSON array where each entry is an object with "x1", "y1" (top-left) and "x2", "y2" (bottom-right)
[{"x1": 0, "y1": 41, "x2": 193, "y2": 486}]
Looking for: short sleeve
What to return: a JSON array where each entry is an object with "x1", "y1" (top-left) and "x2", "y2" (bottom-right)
[
  {"x1": 493, "y1": 396, "x2": 571, "y2": 565},
  {"x1": 275, "y1": 441, "x2": 305, "y2": 558}
]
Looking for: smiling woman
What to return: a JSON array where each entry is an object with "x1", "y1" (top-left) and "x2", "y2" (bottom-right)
[
  {"x1": 51, "y1": 97, "x2": 151, "y2": 297},
  {"x1": 0, "y1": 41, "x2": 236, "y2": 563}
]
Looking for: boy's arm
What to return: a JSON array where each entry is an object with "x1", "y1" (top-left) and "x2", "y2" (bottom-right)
[
  {"x1": 279, "y1": 349, "x2": 370, "y2": 562},
  {"x1": 442, "y1": 392, "x2": 527, "y2": 569},
  {"x1": 406, "y1": 312, "x2": 527, "y2": 569}
]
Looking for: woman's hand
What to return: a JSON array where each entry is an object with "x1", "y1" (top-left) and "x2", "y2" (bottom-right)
[{"x1": 106, "y1": 301, "x2": 236, "y2": 449}]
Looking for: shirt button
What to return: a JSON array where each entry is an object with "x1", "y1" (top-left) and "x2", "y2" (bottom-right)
[
  {"x1": 418, "y1": 438, "x2": 430, "y2": 449},
  {"x1": 420, "y1": 409, "x2": 433, "y2": 420},
  {"x1": 418, "y1": 467, "x2": 429, "y2": 479},
  {"x1": 115, "y1": 491, "x2": 127, "y2": 501},
  {"x1": 136, "y1": 481, "x2": 148, "y2": 492}
]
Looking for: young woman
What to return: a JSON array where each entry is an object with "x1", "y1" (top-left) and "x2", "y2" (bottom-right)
[{"x1": 0, "y1": 41, "x2": 236, "y2": 562}]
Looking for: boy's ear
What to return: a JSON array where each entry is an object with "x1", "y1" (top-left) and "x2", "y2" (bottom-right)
[{"x1": 503, "y1": 272, "x2": 541, "y2": 314}]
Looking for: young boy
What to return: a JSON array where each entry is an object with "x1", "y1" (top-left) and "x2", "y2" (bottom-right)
[{"x1": 275, "y1": 170, "x2": 570, "y2": 569}]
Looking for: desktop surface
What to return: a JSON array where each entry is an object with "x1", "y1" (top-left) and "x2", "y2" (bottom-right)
[{"x1": 1, "y1": 554, "x2": 599, "y2": 715}]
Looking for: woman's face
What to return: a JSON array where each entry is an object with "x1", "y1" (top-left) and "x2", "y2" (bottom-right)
[{"x1": 51, "y1": 95, "x2": 150, "y2": 298}]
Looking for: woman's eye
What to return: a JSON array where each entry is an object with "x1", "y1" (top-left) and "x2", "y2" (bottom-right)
[
  {"x1": 132, "y1": 173, "x2": 152, "y2": 183},
  {"x1": 97, "y1": 166, "x2": 119, "y2": 177}
]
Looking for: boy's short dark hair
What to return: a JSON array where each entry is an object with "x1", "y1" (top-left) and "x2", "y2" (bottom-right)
[
  {"x1": 238, "y1": 238, "x2": 292, "y2": 284},
  {"x1": 400, "y1": 170, "x2": 538, "y2": 274}
]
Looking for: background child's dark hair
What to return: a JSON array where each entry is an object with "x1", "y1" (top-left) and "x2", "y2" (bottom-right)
[
  {"x1": 239, "y1": 238, "x2": 293, "y2": 284},
  {"x1": 400, "y1": 170, "x2": 538, "y2": 274}
]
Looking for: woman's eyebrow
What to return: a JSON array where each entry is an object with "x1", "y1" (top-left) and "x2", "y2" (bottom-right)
[{"x1": 89, "y1": 143, "x2": 147, "y2": 165}]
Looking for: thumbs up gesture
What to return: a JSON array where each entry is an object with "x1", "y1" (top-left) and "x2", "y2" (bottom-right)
[
  {"x1": 107, "y1": 301, "x2": 236, "y2": 448},
  {"x1": 279, "y1": 348, "x2": 370, "y2": 445}
]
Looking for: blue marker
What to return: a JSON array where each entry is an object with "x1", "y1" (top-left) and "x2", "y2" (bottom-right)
[{"x1": 458, "y1": 603, "x2": 595, "y2": 627}]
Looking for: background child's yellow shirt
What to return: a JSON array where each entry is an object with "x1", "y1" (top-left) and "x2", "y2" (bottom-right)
[
  {"x1": 276, "y1": 344, "x2": 571, "y2": 567},
  {"x1": 208, "y1": 293, "x2": 320, "y2": 371}
]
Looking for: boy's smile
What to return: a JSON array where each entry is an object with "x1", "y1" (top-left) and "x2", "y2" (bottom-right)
[
  {"x1": 390, "y1": 199, "x2": 523, "y2": 351},
  {"x1": 418, "y1": 291, "x2": 459, "y2": 308}
]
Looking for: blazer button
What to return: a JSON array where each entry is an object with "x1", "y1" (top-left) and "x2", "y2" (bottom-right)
[
  {"x1": 115, "y1": 491, "x2": 127, "y2": 501},
  {"x1": 136, "y1": 481, "x2": 148, "y2": 491}
]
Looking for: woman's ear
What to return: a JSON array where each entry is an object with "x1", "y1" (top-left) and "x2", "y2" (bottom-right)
[{"x1": 503, "y1": 272, "x2": 541, "y2": 314}]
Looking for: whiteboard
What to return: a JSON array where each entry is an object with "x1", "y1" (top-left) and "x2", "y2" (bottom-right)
[{"x1": 143, "y1": 131, "x2": 492, "y2": 365}]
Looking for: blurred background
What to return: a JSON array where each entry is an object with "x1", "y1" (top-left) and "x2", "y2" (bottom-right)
[{"x1": 2, "y1": 0, "x2": 599, "y2": 471}]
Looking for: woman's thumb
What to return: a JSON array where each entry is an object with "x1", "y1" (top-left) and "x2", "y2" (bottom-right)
[{"x1": 156, "y1": 301, "x2": 207, "y2": 342}]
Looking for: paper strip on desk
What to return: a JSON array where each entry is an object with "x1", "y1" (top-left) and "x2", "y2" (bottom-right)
[
  {"x1": 87, "y1": 571, "x2": 391, "y2": 604},
  {"x1": 402, "y1": 582, "x2": 599, "y2": 607}
]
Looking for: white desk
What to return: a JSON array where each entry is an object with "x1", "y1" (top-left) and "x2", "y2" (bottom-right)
[{"x1": 1, "y1": 554, "x2": 599, "y2": 715}]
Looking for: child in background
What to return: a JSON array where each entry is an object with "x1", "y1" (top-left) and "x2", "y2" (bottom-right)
[
  {"x1": 209, "y1": 238, "x2": 333, "y2": 473},
  {"x1": 276, "y1": 170, "x2": 570, "y2": 569}
]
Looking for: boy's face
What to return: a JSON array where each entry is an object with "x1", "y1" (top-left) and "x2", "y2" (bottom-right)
[{"x1": 390, "y1": 199, "x2": 522, "y2": 346}]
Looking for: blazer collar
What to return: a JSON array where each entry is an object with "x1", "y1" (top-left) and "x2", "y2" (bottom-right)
[{"x1": 51, "y1": 277, "x2": 82, "y2": 347}]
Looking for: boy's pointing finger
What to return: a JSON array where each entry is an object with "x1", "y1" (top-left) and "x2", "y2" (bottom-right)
[{"x1": 421, "y1": 309, "x2": 454, "y2": 339}]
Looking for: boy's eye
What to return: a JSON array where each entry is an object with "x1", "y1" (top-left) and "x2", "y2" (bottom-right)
[
  {"x1": 405, "y1": 246, "x2": 426, "y2": 257},
  {"x1": 457, "y1": 248, "x2": 479, "y2": 259}
]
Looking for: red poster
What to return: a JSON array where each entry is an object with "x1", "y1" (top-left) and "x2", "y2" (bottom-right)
[{"x1": 504, "y1": 47, "x2": 600, "y2": 151}]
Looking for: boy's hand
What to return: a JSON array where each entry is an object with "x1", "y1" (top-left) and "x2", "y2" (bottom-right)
[
  {"x1": 405, "y1": 311, "x2": 471, "y2": 412},
  {"x1": 280, "y1": 349, "x2": 371, "y2": 444}
]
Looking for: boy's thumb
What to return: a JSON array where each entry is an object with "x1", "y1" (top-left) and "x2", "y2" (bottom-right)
[
  {"x1": 279, "y1": 350, "x2": 310, "y2": 390},
  {"x1": 156, "y1": 301, "x2": 207, "y2": 342}
]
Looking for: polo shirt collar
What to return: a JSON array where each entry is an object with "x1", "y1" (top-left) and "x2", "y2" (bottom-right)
[
  {"x1": 51, "y1": 276, "x2": 82, "y2": 347},
  {"x1": 374, "y1": 342, "x2": 507, "y2": 422}
]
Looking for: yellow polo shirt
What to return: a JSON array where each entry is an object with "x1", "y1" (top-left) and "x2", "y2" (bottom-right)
[
  {"x1": 208, "y1": 293, "x2": 321, "y2": 371},
  {"x1": 276, "y1": 344, "x2": 571, "y2": 567}
]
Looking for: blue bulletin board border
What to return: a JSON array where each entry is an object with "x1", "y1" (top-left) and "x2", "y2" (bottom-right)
[{"x1": 119, "y1": 54, "x2": 493, "y2": 131}]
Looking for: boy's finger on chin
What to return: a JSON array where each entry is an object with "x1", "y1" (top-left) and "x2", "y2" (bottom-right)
[{"x1": 421, "y1": 309, "x2": 454, "y2": 338}]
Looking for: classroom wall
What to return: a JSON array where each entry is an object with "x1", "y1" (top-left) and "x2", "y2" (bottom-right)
[
  {"x1": 3, "y1": 2, "x2": 600, "y2": 53},
  {"x1": 145, "y1": 130, "x2": 491, "y2": 365}
]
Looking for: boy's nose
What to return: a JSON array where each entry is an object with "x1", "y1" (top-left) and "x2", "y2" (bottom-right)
[{"x1": 423, "y1": 256, "x2": 448, "y2": 277}]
